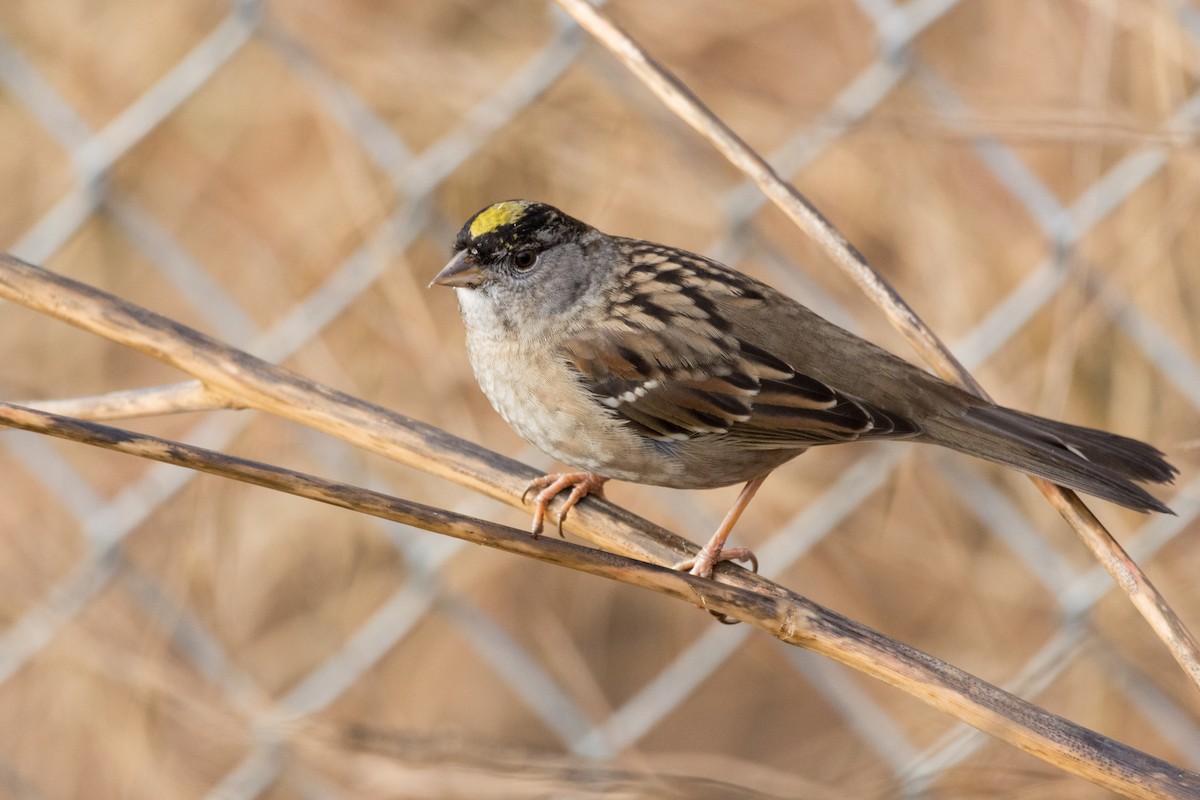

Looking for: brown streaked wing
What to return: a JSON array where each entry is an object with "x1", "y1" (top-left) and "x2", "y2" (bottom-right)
[
  {"x1": 561, "y1": 327, "x2": 756, "y2": 440},
  {"x1": 562, "y1": 326, "x2": 917, "y2": 446}
]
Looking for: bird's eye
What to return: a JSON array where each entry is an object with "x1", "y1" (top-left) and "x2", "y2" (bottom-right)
[{"x1": 512, "y1": 250, "x2": 538, "y2": 271}]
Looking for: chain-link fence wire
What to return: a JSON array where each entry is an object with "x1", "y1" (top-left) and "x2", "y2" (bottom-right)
[{"x1": 0, "y1": 1, "x2": 1197, "y2": 797}]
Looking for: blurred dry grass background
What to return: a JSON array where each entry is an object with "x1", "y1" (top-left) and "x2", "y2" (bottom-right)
[{"x1": 0, "y1": 1, "x2": 1198, "y2": 798}]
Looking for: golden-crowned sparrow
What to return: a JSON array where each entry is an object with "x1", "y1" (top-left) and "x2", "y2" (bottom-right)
[{"x1": 432, "y1": 200, "x2": 1176, "y2": 578}]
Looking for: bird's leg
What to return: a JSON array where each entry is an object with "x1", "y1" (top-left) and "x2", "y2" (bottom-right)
[
  {"x1": 522, "y1": 472, "x2": 609, "y2": 538},
  {"x1": 674, "y1": 473, "x2": 769, "y2": 579}
]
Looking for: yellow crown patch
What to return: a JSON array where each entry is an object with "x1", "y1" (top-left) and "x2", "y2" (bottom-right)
[{"x1": 469, "y1": 200, "x2": 529, "y2": 239}]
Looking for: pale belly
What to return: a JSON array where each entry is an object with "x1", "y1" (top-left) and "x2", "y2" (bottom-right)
[{"x1": 467, "y1": 332, "x2": 636, "y2": 476}]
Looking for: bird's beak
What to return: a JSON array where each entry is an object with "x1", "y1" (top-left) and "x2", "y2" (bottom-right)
[{"x1": 429, "y1": 250, "x2": 483, "y2": 289}]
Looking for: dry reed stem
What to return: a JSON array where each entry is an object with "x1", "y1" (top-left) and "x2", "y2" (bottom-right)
[
  {"x1": 551, "y1": 0, "x2": 1200, "y2": 694},
  {"x1": 0, "y1": 398, "x2": 1196, "y2": 800},
  {"x1": 0, "y1": 253, "x2": 1197, "y2": 798},
  {"x1": 15, "y1": 381, "x2": 235, "y2": 419}
]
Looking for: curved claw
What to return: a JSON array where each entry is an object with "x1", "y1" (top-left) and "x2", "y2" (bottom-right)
[
  {"x1": 718, "y1": 547, "x2": 758, "y2": 574},
  {"x1": 673, "y1": 546, "x2": 759, "y2": 624},
  {"x1": 522, "y1": 472, "x2": 608, "y2": 538}
]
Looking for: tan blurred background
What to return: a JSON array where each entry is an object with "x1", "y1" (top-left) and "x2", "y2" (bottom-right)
[{"x1": 0, "y1": 1, "x2": 1198, "y2": 798}]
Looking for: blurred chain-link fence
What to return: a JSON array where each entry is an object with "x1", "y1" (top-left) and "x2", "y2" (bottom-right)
[{"x1": 0, "y1": 1, "x2": 1198, "y2": 797}]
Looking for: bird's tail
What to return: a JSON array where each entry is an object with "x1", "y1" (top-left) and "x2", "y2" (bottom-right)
[{"x1": 921, "y1": 405, "x2": 1177, "y2": 513}]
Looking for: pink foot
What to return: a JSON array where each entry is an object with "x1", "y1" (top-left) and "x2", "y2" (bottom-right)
[
  {"x1": 522, "y1": 472, "x2": 608, "y2": 537},
  {"x1": 672, "y1": 547, "x2": 758, "y2": 580}
]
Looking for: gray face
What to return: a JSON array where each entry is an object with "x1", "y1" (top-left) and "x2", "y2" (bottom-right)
[
  {"x1": 476, "y1": 236, "x2": 602, "y2": 322},
  {"x1": 433, "y1": 201, "x2": 611, "y2": 329}
]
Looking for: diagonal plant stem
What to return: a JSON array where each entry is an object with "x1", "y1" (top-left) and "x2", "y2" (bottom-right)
[{"x1": 551, "y1": 0, "x2": 1200, "y2": 694}]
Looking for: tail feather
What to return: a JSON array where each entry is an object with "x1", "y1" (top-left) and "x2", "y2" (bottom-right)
[{"x1": 922, "y1": 406, "x2": 1177, "y2": 514}]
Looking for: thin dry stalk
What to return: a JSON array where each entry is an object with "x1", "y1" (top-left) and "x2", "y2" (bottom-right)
[
  {"x1": 16, "y1": 381, "x2": 234, "y2": 419},
  {"x1": 550, "y1": 0, "x2": 1200, "y2": 694}
]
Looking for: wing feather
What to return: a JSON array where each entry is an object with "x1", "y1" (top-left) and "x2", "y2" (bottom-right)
[{"x1": 562, "y1": 327, "x2": 916, "y2": 447}]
